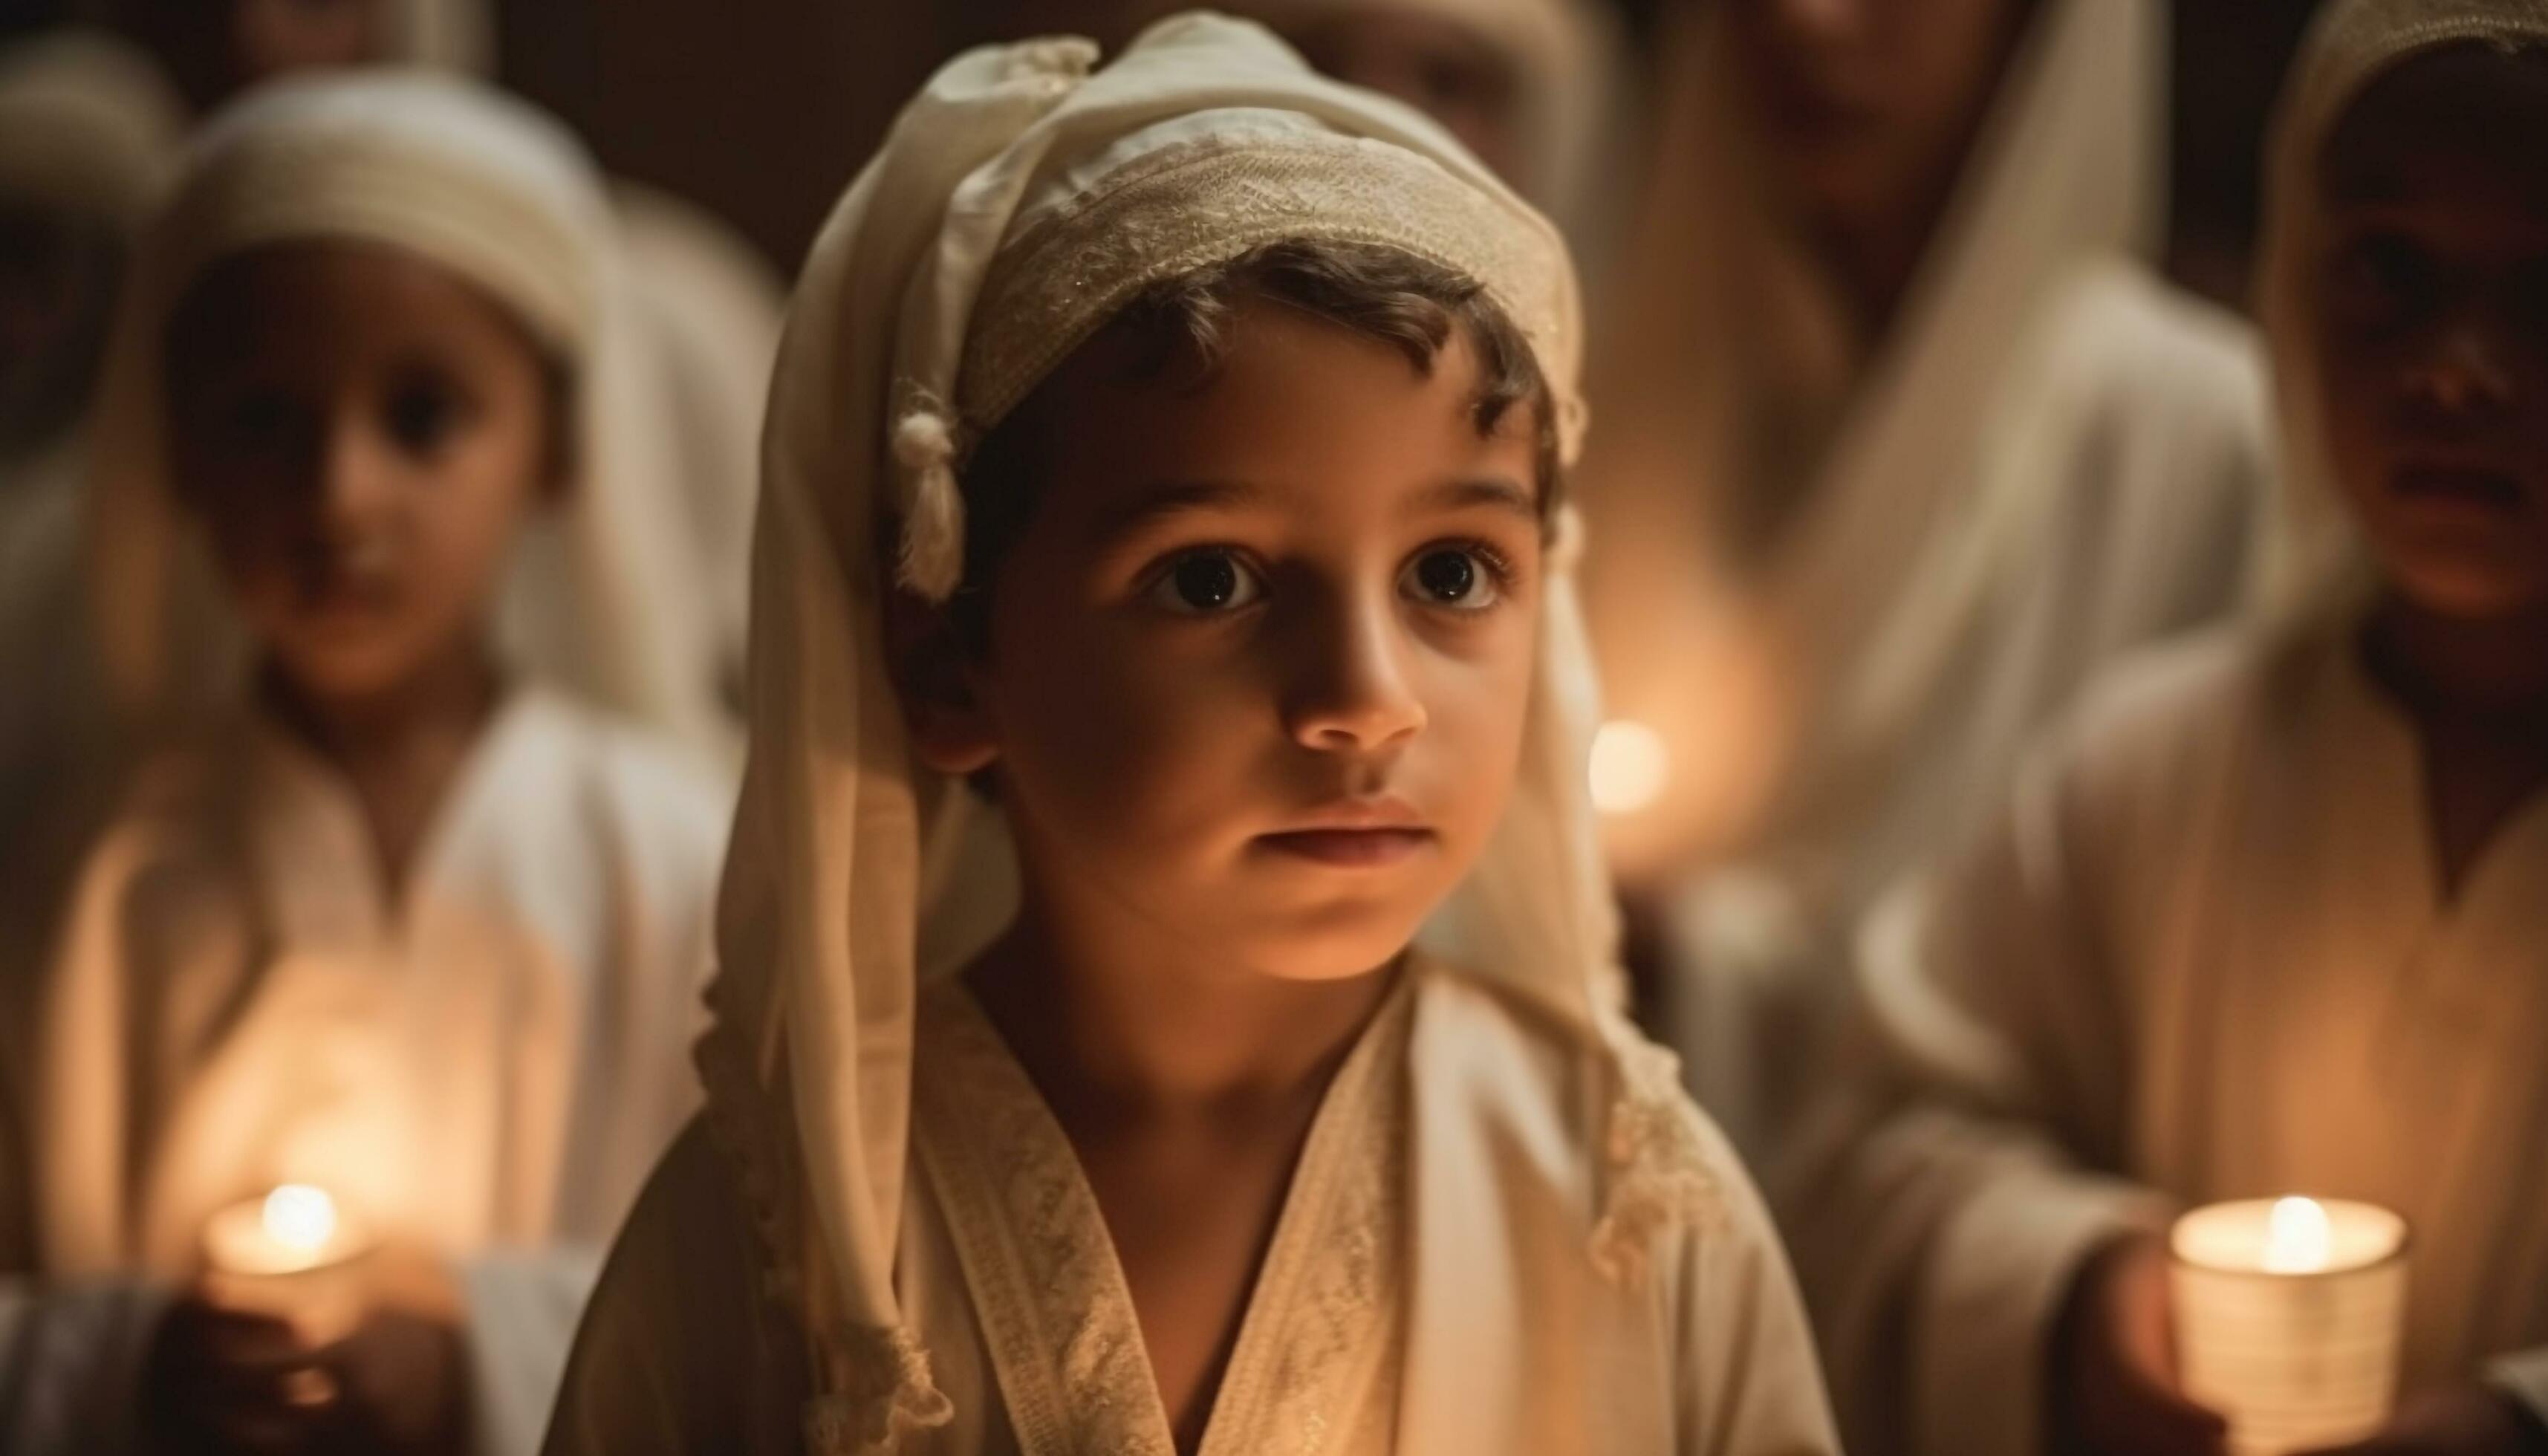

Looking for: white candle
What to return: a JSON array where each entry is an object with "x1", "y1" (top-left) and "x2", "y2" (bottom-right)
[
  {"x1": 201, "y1": 1185, "x2": 374, "y2": 1345},
  {"x1": 2170, "y1": 1197, "x2": 2411, "y2": 1456}
]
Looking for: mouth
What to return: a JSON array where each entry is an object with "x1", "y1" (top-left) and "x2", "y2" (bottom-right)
[
  {"x1": 1255, "y1": 798, "x2": 1434, "y2": 868},
  {"x1": 2388, "y1": 464, "x2": 2535, "y2": 517},
  {"x1": 1254, "y1": 828, "x2": 1436, "y2": 868}
]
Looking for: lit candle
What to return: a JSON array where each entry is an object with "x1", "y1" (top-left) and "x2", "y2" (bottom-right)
[
  {"x1": 2170, "y1": 1197, "x2": 2411, "y2": 1456},
  {"x1": 201, "y1": 1185, "x2": 374, "y2": 1345}
]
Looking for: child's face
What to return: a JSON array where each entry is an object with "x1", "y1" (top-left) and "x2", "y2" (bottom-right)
[
  {"x1": 2313, "y1": 48, "x2": 2548, "y2": 621},
  {"x1": 920, "y1": 300, "x2": 1545, "y2": 983},
  {"x1": 166, "y1": 242, "x2": 558, "y2": 706},
  {"x1": 1722, "y1": 0, "x2": 2032, "y2": 239}
]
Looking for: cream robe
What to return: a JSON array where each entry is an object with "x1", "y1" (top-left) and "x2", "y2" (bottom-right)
[
  {"x1": 5, "y1": 685, "x2": 732, "y2": 1456},
  {"x1": 1578, "y1": 0, "x2": 2273, "y2": 1159},
  {"x1": 545, "y1": 959, "x2": 1839, "y2": 1456},
  {"x1": 1775, "y1": 605, "x2": 2548, "y2": 1456}
]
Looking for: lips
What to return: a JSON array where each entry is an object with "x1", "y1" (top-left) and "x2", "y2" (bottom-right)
[
  {"x1": 1255, "y1": 828, "x2": 1434, "y2": 868},
  {"x1": 1256, "y1": 797, "x2": 1434, "y2": 868},
  {"x1": 2390, "y1": 464, "x2": 2532, "y2": 514}
]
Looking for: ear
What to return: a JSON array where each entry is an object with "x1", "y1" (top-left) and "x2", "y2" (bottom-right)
[{"x1": 883, "y1": 585, "x2": 1000, "y2": 776}]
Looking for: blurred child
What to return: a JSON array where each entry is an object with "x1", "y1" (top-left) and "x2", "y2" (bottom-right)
[
  {"x1": 1577, "y1": 0, "x2": 2275, "y2": 1156},
  {"x1": 114, "y1": 0, "x2": 784, "y2": 718},
  {"x1": 1777, "y1": 4, "x2": 2548, "y2": 1453},
  {"x1": 544, "y1": 16, "x2": 1839, "y2": 1455},
  {"x1": 9, "y1": 74, "x2": 731, "y2": 1455}
]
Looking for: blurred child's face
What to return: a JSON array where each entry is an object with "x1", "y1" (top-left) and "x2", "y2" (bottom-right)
[
  {"x1": 126, "y1": 0, "x2": 392, "y2": 108},
  {"x1": 1722, "y1": 0, "x2": 2031, "y2": 241},
  {"x1": 166, "y1": 242, "x2": 559, "y2": 706},
  {"x1": 919, "y1": 300, "x2": 1544, "y2": 982},
  {"x1": 1282, "y1": 12, "x2": 1524, "y2": 185},
  {"x1": 2313, "y1": 48, "x2": 2548, "y2": 621}
]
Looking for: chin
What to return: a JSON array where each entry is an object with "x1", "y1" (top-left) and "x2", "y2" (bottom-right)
[{"x1": 1232, "y1": 901, "x2": 1430, "y2": 984}]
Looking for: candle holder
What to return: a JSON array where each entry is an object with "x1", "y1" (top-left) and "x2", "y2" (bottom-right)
[
  {"x1": 2169, "y1": 1197, "x2": 2411, "y2": 1456},
  {"x1": 200, "y1": 1185, "x2": 376, "y2": 1348}
]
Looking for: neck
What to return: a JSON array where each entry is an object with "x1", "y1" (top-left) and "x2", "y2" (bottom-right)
[
  {"x1": 2365, "y1": 591, "x2": 2548, "y2": 721},
  {"x1": 966, "y1": 894, "x2": 1399, "y2": 1122},
  {"x1": 259, "y1": 640, "x2": 504, "y2": 891}
]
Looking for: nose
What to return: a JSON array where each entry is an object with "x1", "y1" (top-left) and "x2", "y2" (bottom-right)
[
  {"x1": 2399, "y1": 313, "x2": 2520, "y2": 428},
  {"x1": 1281, "y1": 581, "x2": 1428, "y2": 755},
  {"x1": 312, "y1": 414, "x2": 395, "y2": 533}
]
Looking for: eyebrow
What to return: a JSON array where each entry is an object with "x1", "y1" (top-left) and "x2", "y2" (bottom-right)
[
  {"x1": 1085, "y1": 478, "x2": 1273, "y2": 547},
  {"x1": 1411, "y1": 476, "x2": 1539, "y2": 523}
]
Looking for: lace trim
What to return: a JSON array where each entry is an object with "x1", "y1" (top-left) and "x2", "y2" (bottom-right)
[
  {"x1": 804, "y1": 1325, "x2": 958, "y2": 1455},
  {"x1": 957, "y1": 130, "x2": 1576, "y2": 444},
  {"x1": 1590, "y1": 1030, "x2": 1731, "y2": 1286},
  {"x1": 912, "y1": 974, "x2": 1412, "y2": 1456}
]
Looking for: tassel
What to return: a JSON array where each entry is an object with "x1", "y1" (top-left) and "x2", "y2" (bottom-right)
[{"x1": 891, "y1": 404, "x2": 966, "y2": 601}]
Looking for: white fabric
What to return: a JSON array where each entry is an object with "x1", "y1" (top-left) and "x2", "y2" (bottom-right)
[
  {"x1": 22, "y1": 685, "x2": 729, "y2": 1456},
  {"x1": 550, "y1": 15, "x2": 1812, "y2": 1453},
  {"x1": 1775, "y1": 11, "x2": 2548, "y2": 1452},
  {"x1": 83, "y1": 71, "x2": 727, "y2": 753},
  {"x1": 1778, "y1": 608, "x2": 2548, "y2": 1456},
  {"x1": 612, "y1": 181, "x2": 785, "y2": 706},
  {"x1": 547, "y1": 962, "x2": 1839, "y2": 1456},
  {"x1": 0, "y1": 30, "x2": 183, "y2": 228},
  {"x1": 1575, "y1": 0, "x2": 2272, "y2": 1155}
]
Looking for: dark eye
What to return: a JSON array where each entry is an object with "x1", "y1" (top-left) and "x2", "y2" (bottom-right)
[
  {"x1": 224, "y1": 389, "x2": 304, "y2": 454},
  {"x1": 1401, "y1": 545, "x2": 1504, "y2": 611},
  {"x1": 2331, "y1": 233, "x2": 2438, "y2": 330},
  {"x1": 383, "y1": 376, "x2": 469, "y2": 456},
  {"x1": 1145, "y1": 549, "x2": 1264, "y2": 615}
]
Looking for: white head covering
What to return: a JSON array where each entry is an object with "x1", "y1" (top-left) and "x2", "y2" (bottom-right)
[
  {"x1": 0, "y1": 30, "x2": 184, "y2": 228},
  {"x1": 83, "y1": 71, "x2": 721, "y2": 746},
  {"x1": 1576, "y1": 0, "x2": 2165, "y2": 876},
  {"x1": 2252, "y1": 0, "x2": 2548, "y2": 615},
  {"x1": 695, "y1": 14, "x2": 1642, "y2": 1449}
]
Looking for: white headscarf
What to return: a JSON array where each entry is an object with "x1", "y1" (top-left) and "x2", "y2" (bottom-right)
[
  {"x1": 695, "y1": 14, "x2": 1648, "y2": 1449},
  {"x1": 2252, "y1": 0, "x2": 2548, "y2": 617},
  {"x1": 82, "y1": 70, "x2": 722, "y2": 748},
  {"x1": 1576, "y1": 0, "x2": 2165, "y2": 877},
  {"x1": 0, "y1": 30, "x2": 184, "y2": 229}
]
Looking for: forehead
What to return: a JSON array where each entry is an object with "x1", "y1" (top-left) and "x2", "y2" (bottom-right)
[
  {"x1": 166, "y1": 240, "x2": 545, "y2": 377},
  {"x1": 1023, "y1": 296, "x2": 1541, "y2": 521},
  {"x1": 2321, "y1": 47, "x2": 2548, "y2": 225}
]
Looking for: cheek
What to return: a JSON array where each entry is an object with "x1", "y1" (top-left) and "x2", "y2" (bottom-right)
[
  {"x1": 983, "y1": 606, "x2": 1271, "y2": 854},
  {"x1": 1411, "y1": 621, "x2": 1538, "y2": 834}
]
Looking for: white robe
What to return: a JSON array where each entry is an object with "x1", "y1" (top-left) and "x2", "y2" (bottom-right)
[
  {"x1": 4, "y1": 684, "x2": 732, "y2": 1456},
  {"x1": 1775, "y1": 602, "x2": 2548, "y2": 1456},
  {"x1": 1576, "y1": 0, "x2": 2275, "y2": 1158},
  {"x1": 542, "y1": 959, "x2": 1841, "y2": 1456}
]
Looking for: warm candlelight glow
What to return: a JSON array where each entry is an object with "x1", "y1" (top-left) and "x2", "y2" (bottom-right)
[
  {"x1": 262, "y1": 1184, "x2": 338, "y2": 1256},
  {"x1": 1590, "y1": 720, "x2": 1670, "y2": 816},
  {"x1": 2261, "y1": 1196, "x2": 2332, "y2": 1275}
]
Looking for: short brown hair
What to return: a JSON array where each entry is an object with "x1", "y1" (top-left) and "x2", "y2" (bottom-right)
[{"x1": 949, "y1": 238, "x2": 1557, "y2": 639}]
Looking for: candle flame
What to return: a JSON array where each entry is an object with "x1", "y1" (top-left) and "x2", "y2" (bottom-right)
[
  {"x1": 1590, "y1": 720, "x2": 1671, "y2": 816},
  {"x1": 261, "y1": 1184, "x2": 337, "y2": 1255},
  {"x1": 2262, "y1": 1195, "x2": 2333, "y2": 1274}
]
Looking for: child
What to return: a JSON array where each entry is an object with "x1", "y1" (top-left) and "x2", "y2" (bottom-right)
[
  {"x1": 10, "y1": 74, "x2": 731, "y2": 1455},
  {"x1": 1776, "y1": 4, "x2": 2548, "y2": 1454},
  {"x1": 545, "y1": 16, "x2": 1839, "y2": 1456},
  {"x1": 1576, "y1": 0, "x2": 2273, "y2": 1158}
]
